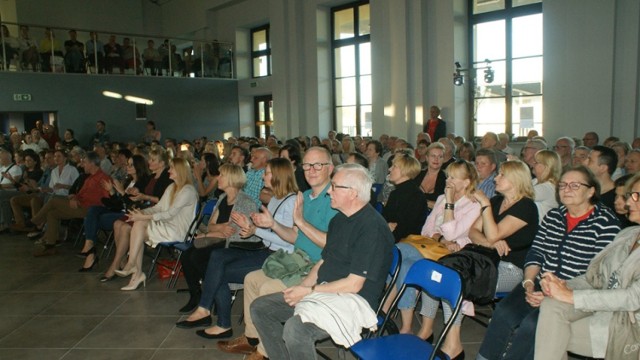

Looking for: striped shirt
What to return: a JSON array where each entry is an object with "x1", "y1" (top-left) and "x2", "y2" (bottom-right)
[{"x1": 524, "y1": 203, "x2": 621, "y2": 280}]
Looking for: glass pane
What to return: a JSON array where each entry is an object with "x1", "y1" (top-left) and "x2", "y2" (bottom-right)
[
  {"x1": 512, "y1": 57, "x2": 542, "y2": 96},
  {"x1": 474, "y1": 60, "x2": 505, "y2": 98},
  {"x1": 359, "y1": 4, "x2": 370, "y2": 36},
  {"x1": 335, "y1": 77, "x2": 356, "y2": 106},
  {"x1": 253, "y1": 55, "x2": 269, "y2": 77},
  {"x1": 512, "y1": 14, "x2": 542, "y2": 58},
  {"x1": 360, "y1": 75, "x2": 372, "y2": 104},
  {"x1": 359, "y1": 43, "x2": 371, "y2": 75},
  {"x1": 334, "y1": 8, "x2": 355, "y2": 40},
  {"x1": 334, "y1": 45, "x2": 355, "y2": 78},
  {"x1": 360, "y1": 105, "x2": 372, "y2": 136},
  {"x1": 513, "y1": 0, "x2": 541, "y2": 7},
  {"x1": 474, "y1": 20, "x2": 505, "y2": 62},
  {"x1": 268, "y1": 100, "x2": 274, "y2": 122},
  {"x1": 258, "y1": 124, "x2": 266, "y2": 139},
  {"x1": 252, "y1": 29, "x2": 267, "y2": 51},
  {"x1": 258, "y1": 101, "x2": 265, "y2": 121},
  {"x1": 474, "y1": 97, "x2": 506, "y2": 135},
  {"x1": 512, "y1": 95, "x2": 543, "y2": 137},
  {"x1": 473, "y1": 0, "x2": 505, "y2": 15},
  {"x1": 337, "y1": 106, "x2": 357, "y2": 135}
]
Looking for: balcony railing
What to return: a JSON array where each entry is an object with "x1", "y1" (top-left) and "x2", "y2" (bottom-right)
[{"x1": 0, "y1": 21, "x2": 234, "y2": 79}]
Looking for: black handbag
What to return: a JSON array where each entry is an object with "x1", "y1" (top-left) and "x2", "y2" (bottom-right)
[{"x1": 439, "y1": 244, "x2": 500, "y2": 304}]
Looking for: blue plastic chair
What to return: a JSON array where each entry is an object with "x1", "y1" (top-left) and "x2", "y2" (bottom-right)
[
  {"x1": 373, "y1": 245, "x2": 402, "y2": 337},
  {"x1": 350, "y1": 259, "x2": 463, "y2": 360}
]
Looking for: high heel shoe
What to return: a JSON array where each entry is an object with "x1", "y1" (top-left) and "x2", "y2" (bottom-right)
[
  {"x1": 121, "y1": 273, "x2": 146, "y2": 291},
  {"x1": 436, "y1": 349, "x2": 465, "y2": 360},
  {"x1": 114, "y1": 267, "x2": 135, "y2": 277},
  {"x1": 75, "y1": 246, "x2": 94, "y2": 259},
  {"x1": 79, "y1": 249, "x2": 99, "y2": 272}
]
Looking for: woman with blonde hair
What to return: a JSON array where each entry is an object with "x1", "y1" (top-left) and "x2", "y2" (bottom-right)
[
  {"x1": 116, "y1": 157, "x2": 198, "y2": 291},
  {"x1": 532, "y1": 149, "x2": 562, "y2": 221},
  {"x1": 416, "y1": 142, "x2": 447, "y2": 209},
  {"x1": 385, "y1": 160, "x2": 481, "y2": 359}
]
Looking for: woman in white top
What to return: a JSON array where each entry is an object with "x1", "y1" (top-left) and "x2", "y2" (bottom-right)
[
  {"x1": 116, "y1": 157, "x2": 198, "y2": 291},
  {"x1": 532, "y1": 150, "x2": 562, "y2": 221}
]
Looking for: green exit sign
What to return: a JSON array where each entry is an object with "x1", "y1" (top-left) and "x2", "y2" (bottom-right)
[{"x1": 13, "y1": 94, "x2": 32, "y2": 101}]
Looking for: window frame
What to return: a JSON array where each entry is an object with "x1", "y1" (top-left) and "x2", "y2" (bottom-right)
[
  {"x1": 251, "y1": 24, "x2": 271, "y2": 78},
  {"x1": 469, "y1": 0, "x2": 543, "y2": 137},
  {"x1": 331, "y1": 1, "x2": 370, "y2": 136}
]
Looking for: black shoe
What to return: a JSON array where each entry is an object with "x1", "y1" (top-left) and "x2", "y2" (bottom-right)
[
  {"x1": 76, "y1": 246, "x2": 95, "y2": 259},
  {"x1": 179, "y1": 295, "x2": 200, "y2": 314},
  {"x1": 425, "y1": 334, "x2": 434, "y2": 344},
  {"x1": 79, "y1": 250, "x2": 98, "y2": 272},
  {"x1": 196, "y1": 328, "x2": 233, "y2": 339},
  {"x1": 175, "y1": 316, "x2": 212, "y2": 329}
]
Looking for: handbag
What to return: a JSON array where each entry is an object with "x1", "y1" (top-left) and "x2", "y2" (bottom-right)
[
  {"x1": 439, "y1": 243, "x2": 500, "y2": 304},
  {"x1": 193, "y1": 236, "x2": 226, "y2": 249},
  {"x1": 399, "y1": 234, "x2": 451, "y2": 261},
  {"x1": 262, "y1": 248, "x2": 315, "y2": 287}
]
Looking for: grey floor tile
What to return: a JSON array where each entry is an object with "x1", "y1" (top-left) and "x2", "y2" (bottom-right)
[
  {"x1": 76, "y1": 316, "x2": 177, "y2": 349},
  {"x1": 61, "y1": 348, "x2": 155, "y2": 360},
  {"x1": 0, "y1": 315, "x2": 104, "y2": 348},
  {"x1": 0, "y1": 348, "x2": 68, "y2": 360},
  {"x1": 42, "y1": 292, "x2": 130, "y2": 316},
  {"x1": 0, "y1": 292, "x2": 68, "y2": 316},
  {"x1": 0, "y1": 315, "x2": 34, "y2": 339},
  {"x1": 112, "y1": 292, "x2": 190, "y2": 316},
  {"x1": 0, "y1": 272, "x2": 43, "y2": 292},
  {"x1": 11, "y1": 273, "x2": 88, "y2": 292},
  {"x1": 150, "y1": 349, "x2": 240, "y2": 360}
]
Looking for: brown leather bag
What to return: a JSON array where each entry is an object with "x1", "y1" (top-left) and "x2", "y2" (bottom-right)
[{"x1": 399, "y1": 234, "x2": 451, "y2": 260}]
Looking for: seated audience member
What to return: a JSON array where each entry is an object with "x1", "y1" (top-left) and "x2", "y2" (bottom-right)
[
  {"x1": 244, "y1": 147, "x2": 270, "y2": 205},
  {"x1": 497, "y1": 133, "x2": 515, "y2": 156},
  {"x1": 475, "y1": 148, "x2": 498, "y2": 198},
  {"x1": 143, "y1": 39, "x2": 161, "y2": 75},
  {"x1": 179, "y1": 158, "x2": 298, "y2": 340},
  {"x1": 94, "y1": 142, "x2": 112, "y2": 174},
  {"x1": 41, "y1": 124, "x2": 60, "y2": 149},
  {"x1": 10, "y1": 150, "x2": 61, "y2": 231},
  {"x1": 39, "y1": 28, "x2": 63, "y2": 72},
  {"x1": 251, "y1": 163, "x2": 394, "y2": 360},
  {"x1": 29, "y1": 152, "x2": 109, "y2": 256},
  {"x1": 193, "y1": 153, "x2": 220, "y2": 201},
  {"x1": 521, "y1": 139, "x2": 547, "y2": 171},
  {"x1": 121, "y1": 37, "x2": 140, "y2": 73},
  {"x1": 218, "y1": 147, "x2": 337, "y2": 359},
  {"x1": 91, "y1": 120, "x2": 110, "y2": 147},
  {"x1": 531, "y1": 150, "x2": 561, "y2": 221},
  {"x1": 279, "y1": 143, "x2": 310, "y2": 192},
  {"x1": 415, "y1": 142, "x2": 447, "y2": 209},
  {"x1": 633, "y1": 137, "x2": 640, "y2": 149},
  {"x1": 416, "y1": 139, "x2": 429, "y2": 169},
  {"x1": 610, "y1": 141, "x2": 630, "y2": 180},
  {"x1": 470, "y1": 160, "x2": 539, "y2": 293},
  {"x1": 85, "y1": 32, "x2": 105, "y2": 73},
  {"x1": 533, "y1": 174, "x2": 640, "y2": 360},
  {"x1": 102, "y1": 149, "x2": 172, "y2": 280},
  {"x1": 116, "y1": 158, "x2": 198, "y2": 291},
  {"x1": 1, "y1": 25, "x2": 20, "y2": 66},
  {"x1": 385, "y1": 160, "x2": 480, "y2": 359},
  {"x1": 477, "y1": 166, "x2": 621, "y2": 360},
  {"x1": 104, "y1": 35, "x2": 123, "y2": 74},
  {"x1": 21, "y1": 134, "x2": 40, "y2": 153},
  {"x1": 0, "y1": 148, "x2": 24, "y2": 231},
  {"x1": 582, "y1": 131, "x2": 599, "y2": 148},
  {"x1": 613, "y1": 174, "x2": 635, "y2": 228},
  {"x1": 63, "y1": 29, "x2": 84, "y2": 73},
  {"x1": 585, "y1": 145, "x2": 618, "y2": 210},
  {"x1": 457, "y1": 142, "x2": 476, "y2": 162},
  {"x1": 18, "y1": 25, "x2": 39, "y2": 72},
  {"x1": 480, "y1": 132, "x2": 507, "y2": 164},
  {"x1": 553, "y1": 136, "x2": 575, "y2": 172},
  {"x1": 31, "y1": 129, "x2": 49, "y2": 150},
  {"x1": 364, "y1": 140, "x2": 388, "y2": 184},
  {"x1": 61, "y1": 129, "x2": 79, "y2": 151},
  {"x1": 625, "y1": 148, "x2": 640, "y2": 175},
  {"x1": 382, "y1": 153, "x2": 428, "y2": 241},
  {"x1": 572, "y1": 145, "x2": 590, "y2": 167},
  {"x1": 438, "y1": 137, "x2": 457, "y2": 169},
  {"x1": 78, "y1": 155, "x2": 150, "y2": 273}
]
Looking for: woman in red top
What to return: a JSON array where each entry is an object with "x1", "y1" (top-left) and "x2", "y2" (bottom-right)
[{"x1": 423, "y1": 105, "x2": 447, "y2": 141}]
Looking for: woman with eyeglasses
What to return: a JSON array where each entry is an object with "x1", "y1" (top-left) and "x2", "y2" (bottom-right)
[
  {"x1": 383, "y1": 160, "x2": 480, "y2": 360},
  {"x1": 533, "y1": 174, "x2": 640, "y2": 360},
  {"x1": 477, "y1": 166, "x2": 621, "y2": 360},
  {"x1": 531, "y1": 150, "x2": 562, "y2": 222}
]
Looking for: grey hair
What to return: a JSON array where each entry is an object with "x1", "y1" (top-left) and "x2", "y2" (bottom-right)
[
  {"x1": 334, "y1": 163, "x2": 372, "y2": 203},
  {"x1": 526, "y1": 139, "x2": 547, "y2": 151},
  {"x1": 556, "y1": 136, "x2": 575, "y2": 150},
  {"x1": 438, "y1": 137, "x2": 457, "y2": 156}
]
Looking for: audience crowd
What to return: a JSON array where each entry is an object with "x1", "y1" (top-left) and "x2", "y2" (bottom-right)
[{"x1": 3, "y1": 114, "x2": 640, "y2": 360}]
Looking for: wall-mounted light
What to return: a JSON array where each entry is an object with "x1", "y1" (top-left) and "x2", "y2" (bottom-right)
[
  {"x1": 102, "y1": 91, "x2": 123, "y2": 99},
  {"x1": 453, "y1": 62, "x2": 464, "y2": 86},
  {"x1": 124, "y1": 95, "x2": 154, "y2": 105}
]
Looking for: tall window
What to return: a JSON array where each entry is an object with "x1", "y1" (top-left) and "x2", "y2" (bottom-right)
[
  {"x1": 471, "y1": 0, "x2": 542, "y2": 137},
  {"x1": 331, "y1": 1, "x2": 371, "y2": 136},
  {"x1": 251, "y1": 25, "x2": 271, "y2": 78},
  {"x1": 254, "y1": 95, "x2": 273, "y2": 138}
]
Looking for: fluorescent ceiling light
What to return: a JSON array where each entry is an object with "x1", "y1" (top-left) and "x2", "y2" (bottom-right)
[
  {"x1": 124, "y1": 96, "x2": 154, "y2": 105},
  {"x1": 102, "y1": 91, "x2": 122, "y2": 99}
]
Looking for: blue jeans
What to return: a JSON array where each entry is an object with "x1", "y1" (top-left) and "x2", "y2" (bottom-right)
[
  {"x1": 477, "y1": 282, "x2": 539, "y2": 360},
  {"x1": 395, "y1": 242, "x2": 425, "y2": 309},
  {"x1": 83, "y1": 206, "x2": 123, "y2": 243},
  {"x1": 198, "y1": 247, "x2": 271, "y2": 328},
  {"x1": 251, "y1": 292, "x2": 330, "y2": 360}
]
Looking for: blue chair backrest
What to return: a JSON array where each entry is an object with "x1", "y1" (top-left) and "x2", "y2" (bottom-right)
[
  {"x1": 202, "y1": 198, "x2": 217, "y2": 217},
  {"x1": 372, "y1": 183, "x2": 383, "y2": 197},
  {"x1": 390, "y1": 246, "x2": 400, "y2": 278},
  {"x1": 403, "y1": 259, "x2": 462, "y2": 309}
]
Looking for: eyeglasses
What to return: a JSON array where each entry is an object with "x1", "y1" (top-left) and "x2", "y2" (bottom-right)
[
  {"x1": 301, "y1": 162, "x2": 330, "y2": 171},
  {"x1": 330, "y1": 182, "x2": 351, "y2": 191},
  {"x1": 626, "y1": 192, "x2": 640, "y2": 202},
  {"x1": 558, "y1": 182, "x2": 591, "y2": 191}
]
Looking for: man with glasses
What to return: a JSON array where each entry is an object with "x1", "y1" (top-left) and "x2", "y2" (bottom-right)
[
  {"x1": 218, "y1": 147, "x2": 338, "y2": 360},
  {"x1": 251, "y1": 163, "x2": 394, "y2": 360},
  {"x1": 521, "y1": 139, "x2": 547, "y2": 172},
  {"x1": 553, "y1": 136, "x2": 575, "y2": 172}
]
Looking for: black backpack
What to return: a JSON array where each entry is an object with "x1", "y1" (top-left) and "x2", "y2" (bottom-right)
[{"x1": 438, "y1": 244, "x2": 500, "y2": 305}]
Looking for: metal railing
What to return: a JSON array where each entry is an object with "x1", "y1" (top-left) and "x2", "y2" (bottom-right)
[{"x1": 0, "y1": 21, "x2": 234, "y2": 79}]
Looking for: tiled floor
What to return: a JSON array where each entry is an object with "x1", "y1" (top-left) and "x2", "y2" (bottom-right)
[{"x1": 0, "y1": 232, "x2": 489, "y2": 359}]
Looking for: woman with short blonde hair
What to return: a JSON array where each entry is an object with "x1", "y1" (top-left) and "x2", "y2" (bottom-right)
[{"x1": 532, "y1": 150, "x2": 562, "y2": 221}]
